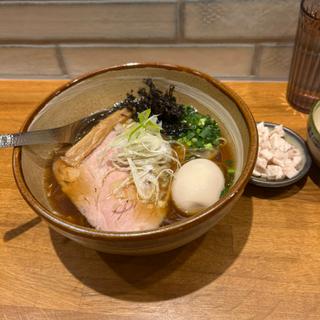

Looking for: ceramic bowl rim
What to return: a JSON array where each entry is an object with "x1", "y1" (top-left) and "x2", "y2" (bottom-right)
[
  {"x1": 13, "y1": 62, "x2": 258, "y2": 240},
  {"x1": 309, "y1": 101, "x2": 320, "y2": 141},
  {"x1": 250, "y1": 121, "x2": 312, "y2": 188}
]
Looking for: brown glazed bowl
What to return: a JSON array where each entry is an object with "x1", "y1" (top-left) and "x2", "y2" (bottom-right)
[
  {"x1": 307, "y1": 100, "x2": 320, "y2": 167},
  {"x1": 13, "y1": 63, "x2": 258, "y2": 255}
]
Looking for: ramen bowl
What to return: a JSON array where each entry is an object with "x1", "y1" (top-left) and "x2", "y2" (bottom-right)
[
  {"x1": 307, "y1": 101, "x2": 320, "y2": 167},
  {"x1": 13, "y1": 63, "x2": 258, "y2": 255}
]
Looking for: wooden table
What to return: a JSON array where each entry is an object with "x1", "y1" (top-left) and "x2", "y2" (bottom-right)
[{"x1": 1, "y1": 81, "x2": 320, "y2": 320}]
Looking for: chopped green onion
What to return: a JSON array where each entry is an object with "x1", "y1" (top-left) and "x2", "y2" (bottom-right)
[
  {"x1": 227, "y1": 167, "x2": 236, "y2": 174},
  {"x1": 177, "y1": 106, "x2": 221, "y2": 149}
]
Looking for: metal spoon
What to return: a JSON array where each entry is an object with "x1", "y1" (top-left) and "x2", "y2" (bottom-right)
[{"x1": 0, "y1": 107, "x2": 118, "y2": 148}]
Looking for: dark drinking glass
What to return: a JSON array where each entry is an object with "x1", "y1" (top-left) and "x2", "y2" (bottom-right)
[{"x1": 287, "y1": 0, "x2": 320, "y2": 113}]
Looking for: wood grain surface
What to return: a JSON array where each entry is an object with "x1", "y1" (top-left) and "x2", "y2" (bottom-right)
[{"x1": 0, "y1": 80, "x2": 319, "y2": 320}]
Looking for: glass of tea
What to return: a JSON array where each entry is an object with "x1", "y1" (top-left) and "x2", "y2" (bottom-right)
[{"x1": 287, "y1": 0, "x2": 320, "y2": 113}]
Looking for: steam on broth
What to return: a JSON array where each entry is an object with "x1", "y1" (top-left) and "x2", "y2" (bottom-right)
[{"x1": 45, "y1": 79, "x2": 236, "y2": 232}]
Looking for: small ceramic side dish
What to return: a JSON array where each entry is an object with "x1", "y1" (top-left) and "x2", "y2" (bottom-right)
[
  {"x1": 307, "y1": 101, "x2": 320, "y2": 167},
  {"x1": 251, "y1": 122, "x2": 312, "y2": 188}
]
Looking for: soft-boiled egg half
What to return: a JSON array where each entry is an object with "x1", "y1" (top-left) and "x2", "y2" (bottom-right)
[{"x1": 171, "y1": 158, "x2": 225, "y2": 215}]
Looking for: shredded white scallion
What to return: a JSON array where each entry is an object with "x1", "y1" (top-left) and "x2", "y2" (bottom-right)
[{"x1": 106, "y1": 116, "x2": 179, "y2": 205}]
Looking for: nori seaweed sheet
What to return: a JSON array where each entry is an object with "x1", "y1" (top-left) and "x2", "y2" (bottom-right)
[{"x1": 121, "y1": 79, "x2": 187, "y2": 138}]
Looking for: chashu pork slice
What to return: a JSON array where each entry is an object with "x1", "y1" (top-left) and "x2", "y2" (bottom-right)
[{"x1": 53, "y1": 108, "x2": 167, "y2": 232}]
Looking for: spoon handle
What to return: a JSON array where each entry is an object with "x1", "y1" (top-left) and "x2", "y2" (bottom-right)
[
  {"x1": 0, "y1": 108, "x2": 116, "y2": 148},
  {"x1": 0, "y1": 129, "x2": 63, "y2": 148},
  {"x1": 0, "y1": 134, "x2": 21, "y2": 148}
]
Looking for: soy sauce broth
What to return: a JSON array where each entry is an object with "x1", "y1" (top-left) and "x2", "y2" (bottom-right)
[
  {"x1": 45, "y1": 149, "x2": 91, "y2": 227},
  {"x1": 45, "y1": 140, "x2": 235, "y2": 229},
  {"x1": 162, "y1": 142, "x2": 235, "y2": 226}
]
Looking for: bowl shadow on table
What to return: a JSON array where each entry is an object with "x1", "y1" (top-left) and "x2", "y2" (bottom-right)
[
  {"x1": 3, "y1": 216, "x2": 42, "y2": 242},
  {"x1": 309, "y1": 162, "x2": 320, "y2": 187},
  {"x1": 245, "y1": 174, "x2": 308, "y2": 200},
  {"x1": 50, "y1": 195, "x2": 253, "y2": 302}
]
